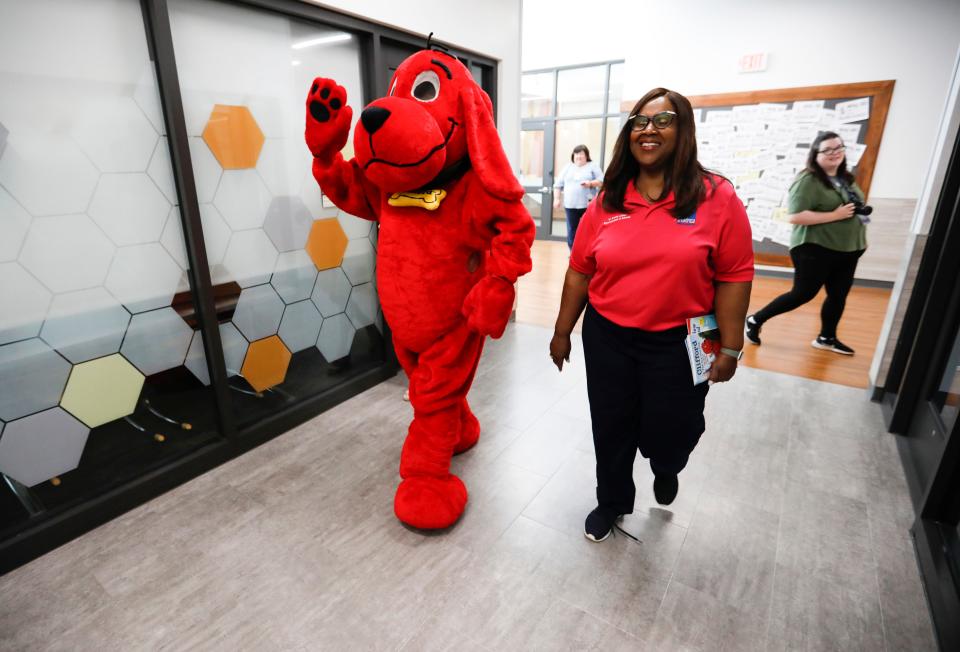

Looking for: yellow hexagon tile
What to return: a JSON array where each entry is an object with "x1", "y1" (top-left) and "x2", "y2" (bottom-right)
[
  {"x1": 202, "y1": 104, "x2": 265, "y2": 169},
  {"x1": 305, "y1": 218, "x2": 348, "y2": 270},
  {"x1": 61, "y1": 354, "x2": 144, "y2": 428},
  {"x1": 241, "y1": 335, "x2": 291, "y2": 393}
]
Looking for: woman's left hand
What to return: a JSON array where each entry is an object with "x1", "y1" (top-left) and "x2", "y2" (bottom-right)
[{"x1": 708, "y1": 354, "x2": 738, "y2": 383}]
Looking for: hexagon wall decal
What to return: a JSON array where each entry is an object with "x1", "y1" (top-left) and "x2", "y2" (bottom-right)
[
  {"x1": 184, "y1": 322, "x2": 249, "y2": 385},
  {"x1": 337, "y1": 210, "x2": 373, "y2": 240},
  {"x1": 278, "y1": 299, "x2": 322, "y2": 353},
  {"x1": 188, "y1": 137, "x2": 222, "y2": 203},
  {"x1": 0, "y1": 263, "x2": 52, "y2": 345},
  {"x1": 0, "y1": 407, "x2": 89, "y2": 487},
  {"x1": 214, "y1": 169, "x2": 272, "y2": 231},
  {"x1": 0, "y1": 338, "x2": 71, "y2": 422},
  {"x1": 160, "y1": 204, "x2": 231, "y2": 271},
  {"x1": 134, "y1": 63, "x2": 165, "y2": 136},
  {"x1": 147, "y1": 138, "x2": 177, "y2": 204},
  {"x1": 264, "y1": 196, "x2": 313, "y2": 252},
  {"x1": 19, "y1": 214, "x2": 115, "y2": 294},
  {"x1": 0, "y1": 186, "x2": 29, "y2": 263},
  {"x1": 241, "y1": 335, "x2": 291, "y2": 393},
  {"x1": 105, "y1": 243, "x2": 182, "y2": 313},
  {"x1": 40, "y1": 288, "x2": 130, "y2": 363},
  {"x1": 89, "y1": 173, "x2": 170, "y2": 246},
  {"x1": 345, "y1": 282, "x2": 378, "y2": 329},
  {"x1": 340, "y1": 238, "x2": 376, "y2": 286},
  {"x1": 222, "y1": 229, "x2": 279, "y2": 288},
  {"x1": 0, "y1": 129, "x2": 99, "y2": 216},
  {"x1": 71, "y1": 96, "x2": 159, "y2": 172},
  {"x1": 271, "y1": 250, "x2": 317, "y2": 304},
  {"x1": 256, "y1": 139, "x2": 306, "y2": 196},
  {"x1": 232, "y1": 284, "x2": 284, "y2": 342},
  {"x1": 316, "y1": 312, "x2": 355, "y2": 363},
  {"x1": 0, "y1": 121, "x2": 8, "y2": 158},
  {"x1": 305, "y1": 218, "x2": 348, "y2": 271},
  {"x1": 202, "y1": 104, "x2": 264, "y2": 169},
  {"x1": 310, "y1": 267, "x2": 351, "y2": 318},
  {"x1": 121, "y1": 308, "x2": 193, "y2": 376},
  {"x1": 61, "y1": 354, "x2": 144, "y2": 428}
]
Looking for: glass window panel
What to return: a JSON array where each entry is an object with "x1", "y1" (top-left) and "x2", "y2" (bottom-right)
[
  {"x1": 554, "y1": 118, "x2": 604, "y2": 192},
  {"x1": 607, "y1": 63, "x2": 624, "y2": 114},
  {"x1": 934, "y1": 324, "x2": 960, "y2": 433},
  {"x1": 520, "y1": 129, "x2": 545, "y2": 187},
  {"x1": 168, "y1": 0, "x2": 386, "y2": 428},
  {"x1": 522, "y1": 193, "x2": 543, "y2": 229},
  {"x1": 521, "y1": 72, "x2": 553, "y2": 118},
  {"x1": 0, "y1": 0, "x2": 220, "y2": 522},
  {"x1": 603, "y1": 115, "x2": 625, "y2": 168},
  {"x1": 557, "y1": 65, "x2": 605, "y2": 117}
]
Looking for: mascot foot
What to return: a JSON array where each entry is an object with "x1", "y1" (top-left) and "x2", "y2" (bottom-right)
[
  {"x1": 394, "y1": 475, "x2": 467, "y2": 529},
  {"x1": 454, "y1": 406, "x2": 480, "y2": 454}
]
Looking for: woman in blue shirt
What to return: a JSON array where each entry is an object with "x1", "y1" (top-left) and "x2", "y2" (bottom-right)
[{"x1": 554, "y1": 144, "x2": 604, "y2": 248}]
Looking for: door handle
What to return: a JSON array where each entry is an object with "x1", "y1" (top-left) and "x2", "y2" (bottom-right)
[{"x1": 539, "y1": 186, "x2": 550, "y2": 193}]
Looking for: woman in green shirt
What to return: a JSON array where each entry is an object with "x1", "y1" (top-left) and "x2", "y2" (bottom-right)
[{"x1": 745, "y1": 131, "x2": 868, "y2": 355}]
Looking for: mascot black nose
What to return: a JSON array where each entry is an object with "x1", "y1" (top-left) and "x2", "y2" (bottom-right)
[{"x1": 361, "y1": 106, "x2": 391, "y2": 135}]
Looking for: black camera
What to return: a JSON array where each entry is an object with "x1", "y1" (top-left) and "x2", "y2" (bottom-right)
[{"x1": 837, "y1": 178, "x2": 872, "y2": 223}]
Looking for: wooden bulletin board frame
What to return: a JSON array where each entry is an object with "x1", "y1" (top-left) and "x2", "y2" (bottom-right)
[{"x1": 621, "y1": 80, "x2": 896, "y2": 267}]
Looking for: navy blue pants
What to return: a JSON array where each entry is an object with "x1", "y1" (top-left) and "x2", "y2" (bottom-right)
[
  {"x1": 582, "y1": 305, "x2": 709, "y2": 515},
  {"x1": 565, "y1": 207, "x2": 586, "y2": 249}
]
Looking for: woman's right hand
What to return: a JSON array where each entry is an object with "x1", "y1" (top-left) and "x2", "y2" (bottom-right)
[
  {"x1": 549, "y1": 332, "x2": 571, "y2": 371},
  {"x1": 832, "y1": 203, "x2": 856, "y2": 221}
]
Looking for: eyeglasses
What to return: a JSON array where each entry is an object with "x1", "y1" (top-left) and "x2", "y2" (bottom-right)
[
  {"x1": 817, "y1": 145, "x2": 846, "y2": 155},
  {"x1": 629, "y1": 111, "x2": 677, "y2": 131}
]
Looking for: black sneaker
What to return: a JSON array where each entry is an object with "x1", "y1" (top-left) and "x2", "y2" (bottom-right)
[
  {"x1": 653, "y1": 474, "x2": 679, "y2": 505},
  {"x1": 744, "y1": 315, "x2": 762, "y2": 345},
  {"x1": 584, "y1": 507, "x2": 620, "y2": 542},
  {"x1": 811, "y1": 336, "x2": 854, "y2": 355}
]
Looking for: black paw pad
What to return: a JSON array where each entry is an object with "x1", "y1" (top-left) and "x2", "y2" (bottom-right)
[
  {"x1": 311, "y1": 82, "x2": 318, "y2": 95},
  {"x1": 320, "y1": 87, "x2": 331, "y2": 99},
  {"x1": 330, "y1": 97, "x2": 341, "y2": 110},
  {"x1": 309, "y1": 100, "x2": 330, "y2": 123}
]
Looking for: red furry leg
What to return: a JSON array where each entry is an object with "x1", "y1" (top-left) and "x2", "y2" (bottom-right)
[{"x1": 454, "y1": 399, "x2": 480, "y2": 455}]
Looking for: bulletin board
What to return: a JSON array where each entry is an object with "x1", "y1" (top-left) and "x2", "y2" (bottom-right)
[{"x1": 622, "y1": 80, "x2": 895, "y2": 267}]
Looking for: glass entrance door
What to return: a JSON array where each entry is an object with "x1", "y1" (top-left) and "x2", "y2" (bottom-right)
[{"x1": 520, "y1": 121, "x2": 555, "y2": 239}]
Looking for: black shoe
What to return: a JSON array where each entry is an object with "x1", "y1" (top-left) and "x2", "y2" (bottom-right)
[
  {"x1": 584, "y1": 507, "x2": 620, "y2": 542},
  {"x1": 744, "y1": 315, "x2": 762, "y2": 345},
  {"x1": 653, "y1": 475, "x2": 679, "y2": 505},
  {"x1": 811, "y1": 336, "x2": 854, "y2": 355}
]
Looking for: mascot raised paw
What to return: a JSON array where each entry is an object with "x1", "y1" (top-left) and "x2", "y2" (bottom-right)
[{"x1": 305, "y1": 44, "x2": 535, "y2": 529}]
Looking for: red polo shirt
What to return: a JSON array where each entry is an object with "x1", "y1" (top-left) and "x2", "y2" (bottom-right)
[{"x1": 570, "y1": 176, "x2": 754, "y2": 331}]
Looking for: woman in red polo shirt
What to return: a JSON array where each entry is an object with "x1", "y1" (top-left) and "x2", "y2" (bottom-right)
[{"x1": 549, "y1": 87, "x2": 754, "y2": 542}]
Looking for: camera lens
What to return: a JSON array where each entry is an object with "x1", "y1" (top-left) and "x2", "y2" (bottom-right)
[{"x1": 855, "y1": 205, "x2": 873, "y2": 216}]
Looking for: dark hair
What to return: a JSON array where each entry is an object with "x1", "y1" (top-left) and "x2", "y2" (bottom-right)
[
  {"x1": 602, "y1": 87, "x2": 715, "y2": 218},
  {"x1": 571, "y1": 145, "x2": 592, "y2": 162},
  {"x1": 805, "y1": 131, "x2": 855, "y2": 188}
]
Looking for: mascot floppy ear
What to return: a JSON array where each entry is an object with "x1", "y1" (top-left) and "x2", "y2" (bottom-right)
[{"x1": 462, "y1": 85, "x2": 524, "y2": 202}]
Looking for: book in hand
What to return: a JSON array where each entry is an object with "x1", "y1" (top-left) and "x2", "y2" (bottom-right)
[{"x1": 684, "y1": 313, "x2": 720, "y2": 385}]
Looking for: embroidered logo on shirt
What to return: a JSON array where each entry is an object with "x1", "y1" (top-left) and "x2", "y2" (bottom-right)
[
  {"x1": 602, "y1": 213, "x2": 631, "y2": 225},
  {"x1": 675, "y1": 211, "x2": 697, "y2": 225}
]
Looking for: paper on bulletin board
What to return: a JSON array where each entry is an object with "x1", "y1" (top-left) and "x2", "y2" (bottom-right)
[
  {"x1": 836, "y1": 97, "x2": 870, "y2": 124},
  {"x1": 791, "y1": 100, "x2": 825, "y2": 123},
  {"x1": 845, "y1": 142, "x2": 867, "y2": 167},
  {"x1": 770, "y1": 222, "x2": 794, "y2": 246},
  {"x1": 706, "y1": 110, "x2": 733, "y2": 125},
  {"x1": 835, "y1": 123, "x2": 862, "y2": 144}
]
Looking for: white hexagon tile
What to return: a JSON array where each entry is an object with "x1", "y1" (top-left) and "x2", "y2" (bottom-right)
[
  {"x1": 345, "y1": 282, "x2": 378, "y2": 329},
  {"x1": 278, "y1": 299, "x2": 322, "y2": 353},
  {"x1": 19, "y1": 214, "x2": 115, "y2": 294},
  {"x1": 39, "y1": 288, "x2": 130, "y2": 364},
  {"x1": 232, "y1": 284, "x2": 284, "y2": 342},
  {"x1": 147, "y1": 138, "x2": 178, "y2": 205},
  {"x1": 263, "y1": 196, "x2": 313, "y2": 252},
  {"x1": 0, "y1": 186, "x2": 30, "y2": 262},
  {"x1": 134, "y1": 63, "x2": 166, "y2": 136},
  {"x1": 160, "y1": 204, "x2": 231, "y2": 270},
  {"x1": 316, "y1": 312, "x2": 355, "y2": 363},
  {"x1": 340, "y1": 237, "x2": 375, "y2": 285},
  {"x1": 0, "y1": 263, "x2": 51, "y2": 345},
  {"x1": 70, "y1": 96, "x2": 158, "y2": 173},
  {"x1": 0, "y1": 407, "x2": 89, "y2": 487},
  {"x1": 189, "y1": 137, "x2": 222, "y2": 204},
  {"x1": 89, "y1": 173, "x2": 170, "y2": 246},
  {"x1": 256, "y1": 139, "x2": 307, "y2": 196},
  {"x1": 121, "y1": 307, "x2": 193, "y2": 376},
  {"x1": 222, "y1": 229, "x2": 278, "y2": 288},
  {"x1": 336, "y1": 210, "x2": 373, "y2": 239},
  {"x1": 105, "y1": 243, "x2": 182, "y2": 313},
  {"x1": 271, "y1": 250, "x2": 317, "y2": 304},
  {"x1": 214, "y1": 169, "x2": 272, "y2": 231},
  {"x1": 311, "y1": 267, "x2": 351, "y2": 318},
  {"x1": 0, "y1": 338, "x2": 71, "y2": 422},
  {"x1": 0, "y1": 128, "x2": 99, "y2": 216}
]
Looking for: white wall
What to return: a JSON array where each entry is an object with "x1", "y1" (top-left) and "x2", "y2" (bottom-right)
[
  {"x1": 310, "y1": 0, "x2": 523, "y2": 167},
  {"x1": 523, "y1": 0, "x2": 960, "y2": 200}
]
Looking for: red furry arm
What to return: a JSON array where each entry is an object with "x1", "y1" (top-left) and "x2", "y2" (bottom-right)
[
  {"x1": 311, "y1": 154, "x2": 379, "y2": 221},
  {"x1": 480, "y1": 197, "x2": 536, "y2": 283}
]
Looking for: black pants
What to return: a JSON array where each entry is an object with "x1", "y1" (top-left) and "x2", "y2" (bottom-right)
[
  {"x1": 753, "y1": 243, "x2": 865, "y2": 338},
  {"x1": 582, "y1": 305, "x2": 709, "y2": 515},
  {"x1": 565, "y1": 207, "x2": 586, "y2": 249}
]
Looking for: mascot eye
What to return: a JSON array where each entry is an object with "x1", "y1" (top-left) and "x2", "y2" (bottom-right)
[
  {"x1": 411, "y1": 70, "x2": 440, "y2": 102},
  {"x1": 388, "y1": 78, "x2": 398, "y2": 96}
]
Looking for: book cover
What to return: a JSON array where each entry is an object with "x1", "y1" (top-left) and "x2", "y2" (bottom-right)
[{"x1": 685, "y1": 313, "x2": 720, "y2": 385}]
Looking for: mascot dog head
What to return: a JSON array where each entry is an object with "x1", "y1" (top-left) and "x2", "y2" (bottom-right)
[{"x1": 353, "y1": 49, "x2": 521, "y2": 201}]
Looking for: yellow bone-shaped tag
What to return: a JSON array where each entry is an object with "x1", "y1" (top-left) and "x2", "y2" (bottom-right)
[{"x1": 387, "y1": 189, "x2": 447, "y2": 211}]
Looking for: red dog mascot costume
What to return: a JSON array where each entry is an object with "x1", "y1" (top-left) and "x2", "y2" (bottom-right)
[{"x1": 304, "y1": 48, "x2": 535, "y2": 529}]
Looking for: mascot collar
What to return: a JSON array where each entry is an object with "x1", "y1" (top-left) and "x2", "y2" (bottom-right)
[{"x1": 387, "y1": 156, "x2": 472, "y2": 211}]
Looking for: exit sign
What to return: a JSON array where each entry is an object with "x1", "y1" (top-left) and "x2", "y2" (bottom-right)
[{"x1": 738, "y1": 52, "x2": 768, "y2": 73}]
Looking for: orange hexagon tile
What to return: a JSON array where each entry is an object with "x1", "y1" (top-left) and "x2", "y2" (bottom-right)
[
  {"x1": 241, "y1": 335, "x2": 291, "y2": 392},
  {"x1": 202, "y1": 104, "x2": 265, "y2": 169},
  {"x1": 305, "y1": 218, "x2": 348, "y2": 270}
]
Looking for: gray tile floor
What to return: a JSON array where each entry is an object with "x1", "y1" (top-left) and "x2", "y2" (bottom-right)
[{"x1": 0, "y1": 323, "x2": 938, "y2": 651}]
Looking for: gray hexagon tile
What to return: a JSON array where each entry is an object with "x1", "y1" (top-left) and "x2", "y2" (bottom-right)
[
  {"x1": 256, "y1": 139, "x2": 306, "y2": 196},
  {"x1": 316, "y1": 312, "x2": 355, "y2": 363},
  {"x1": 147, "y1": 138, "x2": 177, "y2": 204},
  {"x1": 0, "y1": 121, "x2": 8, "y2": 158},
  {"x1": 369, "y1": 222, "x2": 378, "y2": 251},
  {"x1": 214, "y1": 169, "x2": 272, "y2": 231},
  {"x1": 345, "y1": 282, "x2": 378, "y2": 329},
  {"x1": 89, "y1": 173, "x2": 170, "y2": 246},
  {"x1": 0, "y1": 338, "x2": 71, "y2": 422},
  {"x1": 184, "y1": 322, "x2": 249, "y2": 385},
  {"x1": 160, "y1": 204, "x2": 230, "y2": 270},
  {"x1": 40, "y1": 288, "x2": 130, "y2": 363},
  {"x1": 134, "y1": 62, "x2": 165, "y2": 136},
  {"x1": 264, "y1": 196, "x2": 313, "y2": 252},
  {"x1": 0, "y1": 263, "x2": 52, "y2": 345},
  {"x1": 278, "y1": 300, "x2": 322, "y2": 353},
  {"x1": 105, "y1": 243, "x2": 181, "y2": 313},
  {"x1": 19, "y1": 214, "x2": 115, "y2": 293},
  {"x1": 337, "y1": 210, "x2": 373, "y2": 239},
  {"x1": 0, "y1": 129, "x2": 99, "y2": 216},
  {"x1": 299, "y1": 171, "x2": 329, "y2": 218},
  {"x1": 271, "y1": 250, "x2": 317, "y2": 304},
  {"x1": 189, "y1": 137, "x2": 222, "y2": 204},
  {"x1": 121, "y1": 307, "x2": 193, "y2": 376},
  {"x1": 340, "y1": 238, "x2": 376, "y2": 285},
  {"x1": 222, "y1": 229, "x2": 278, "y2": 288},
  {"x1": 0, "y1": 186, "x2": 31, "y2": 262},
  {"x1": 0, "y1": 407, "x2": 89, "y2": 487},
  {"x1": 311, "y1": 267, "x2": 351, "y2": 318},
  {"x1": 71, "y1": 96, "x2": 159, "y2": 172},
  {"x1": 232, "y1": 284, "x2": 284, "y2": 341}
]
